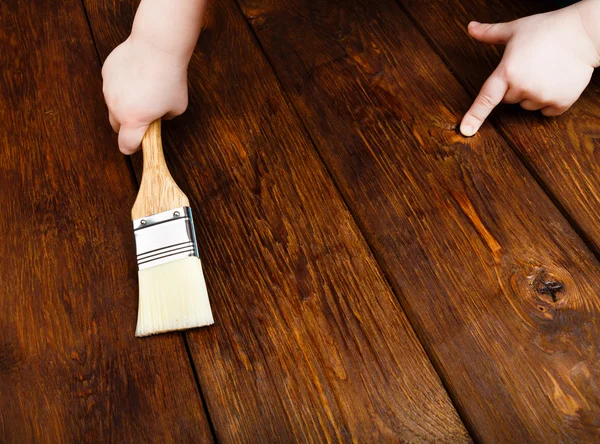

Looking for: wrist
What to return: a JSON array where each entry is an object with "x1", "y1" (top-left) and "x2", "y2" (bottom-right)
[
  {"x1": 128, "y1": 0, "x2": 206, "y2": 66},
  {"x1": 575, "y1": 0, "x2": 600, "y2": 67},
  {"x1": 128, "y1": 32, "x2": 192, "y2": 68}
]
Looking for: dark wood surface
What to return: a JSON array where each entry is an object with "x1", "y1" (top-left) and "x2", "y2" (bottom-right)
[
  {"x1": 400, "y1": 0, "x2": 600, "y2": 257},
  {"x1": 83, "y1": 0, "x2": 469, "y2": 442},
  {"x1": 234, "y1": 0, "x2": 600, "y2": 441},
  {"x1": 0, "y1": 0, "x2": 213, "y2": 442},
  {"x1": 2, "y1": 0, "x2": 599, "y2": 441}
]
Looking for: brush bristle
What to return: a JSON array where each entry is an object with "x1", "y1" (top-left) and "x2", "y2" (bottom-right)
[{"x1": 135, "y1": 256, "x2": 214, "y2": 337}]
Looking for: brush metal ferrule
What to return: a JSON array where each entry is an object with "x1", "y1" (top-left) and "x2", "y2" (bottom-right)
[{"x1": 133, "y1": 206, "x2": 200, "y2": 270}]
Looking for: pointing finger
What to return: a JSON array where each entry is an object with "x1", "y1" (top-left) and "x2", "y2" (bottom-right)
[{"x1": 460, "y1": 73, "x2": 508, "y2": 137}]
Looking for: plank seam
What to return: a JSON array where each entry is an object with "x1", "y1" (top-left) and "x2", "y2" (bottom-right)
[
  {"x1": 183, "y1": 335, "x2": 219, "y2": 443},
  {"x1": 229, "y1": 0, "x2": 475, "y2": 440}
]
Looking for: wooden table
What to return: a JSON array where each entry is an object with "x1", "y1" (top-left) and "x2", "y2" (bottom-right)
[{"x1": 1, "y1": 0, "x2": 598, "y2": 441}]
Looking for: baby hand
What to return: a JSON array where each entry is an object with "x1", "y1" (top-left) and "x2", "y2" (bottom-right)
[
  {"x1": 102, "y1": 37, "x2": 189, "y2": 154},
  {"x1": 460, "y1": 3, "x2": 600, "y2": 137}
]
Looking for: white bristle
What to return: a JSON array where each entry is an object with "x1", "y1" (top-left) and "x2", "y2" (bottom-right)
[{"x1": 135, "y1": 256, "x2": 214, "y2": 337}]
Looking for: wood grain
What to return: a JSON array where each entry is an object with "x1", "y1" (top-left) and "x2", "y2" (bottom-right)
[
  {"x1": 400, "y1": 0, "x2": 600, "y2": 253},
  {"x1": 234, "y1": 0, "x2": 600, "y2": 441},
  {"x1": 0, "y1": 1, "x2": 212, "y2": 442},
  {"x1": 132, "y1": 120, "x2": 189, "y2": 219},
  {"x1": 83, "y1": 0, "x2": 470, "y2": 441}
]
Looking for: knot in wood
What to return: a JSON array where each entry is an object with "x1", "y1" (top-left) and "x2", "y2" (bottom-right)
[{"x1": 535, "y1": 280, "x2": 564, "y2": 302}]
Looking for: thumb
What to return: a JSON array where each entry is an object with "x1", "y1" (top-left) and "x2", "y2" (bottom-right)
[
  {"x1": 468, "y1": 21, "x2": 513, "y2": 45},
  {"x1": 118, "y1": 123, "x2": 149, "y2": 155}
]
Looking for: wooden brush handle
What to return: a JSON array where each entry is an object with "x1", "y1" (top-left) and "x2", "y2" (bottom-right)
[{"x1": 131, "y1": 120, "x2": 189, "y2": 220}]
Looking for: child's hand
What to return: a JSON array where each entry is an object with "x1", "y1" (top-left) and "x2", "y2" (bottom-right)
[
  {"x1": 102, "y1": 37, "x2": 189, "y2": 154},
  {"x1": 460, "y1": 2, "x2": 600, "y2": 137}
]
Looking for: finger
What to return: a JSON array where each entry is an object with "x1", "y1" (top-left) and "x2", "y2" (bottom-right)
[
  {"x1": 163, "y1": 110, "x2": 182, "y2": 120},
  {"x1": 468, "y1": 21, "x2": 513, "y2": 45},
  {"x1": 108, "y1": 112, "x2": 120, "y2": 133},
  {"x1": 460, "y1": 73, "x2": 508, "y2": 137},
  {"x1": 541, "y1": 105, "x2": 569, "y2": 117},
  {"x1": 520, "y1": 100, "x2": 543, "y2": 111},
  {"x1": 163, "y1": 99, "x2": 188, "y2": 120},
  {"x1": 118, "y1": 124, "x2": 149, "y2": 155},
  {"x1": 502, "y1": 87, "x2": 523, "y2": 104}
]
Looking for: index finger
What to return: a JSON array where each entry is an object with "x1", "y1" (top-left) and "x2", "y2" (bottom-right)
[{"x1": 460, "y1": 73, "x2": 508, "y2": 137}]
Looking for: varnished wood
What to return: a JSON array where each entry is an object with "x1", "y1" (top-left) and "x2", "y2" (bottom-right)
[
  {"x1": 83, "y1": 0, "x2": 470, "y2": 441},
  {"x1": 400, "y1": 0, "x2": 600, "y2": 255},
  {"x1": 0, "y1": 1, "x2": 213, "y2": 443},
  {"x1": 234, "y1": 0, "x2": 600, "y2": 441},
  {"x1": 132, "y1": 120, "x2": 189, "y2": 219}
]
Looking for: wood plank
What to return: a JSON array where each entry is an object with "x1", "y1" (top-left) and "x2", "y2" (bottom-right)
[
  {"x1": 234, "y1": 0, "x2": 600, "y2": 441},
  {"x1": 0, "y1": 1, "x2": 213, "y2": 442},
  {"x1": 82, "y1": 0, "x2": 471, "y2": 441},
  {"x1": 400, "y1": 0, "x2": 600, "y2": 253}
]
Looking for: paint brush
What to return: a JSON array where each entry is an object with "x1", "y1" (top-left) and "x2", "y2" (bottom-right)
[{"x1": 131, "y1": 120, "x2": 213, "y2": 336}]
